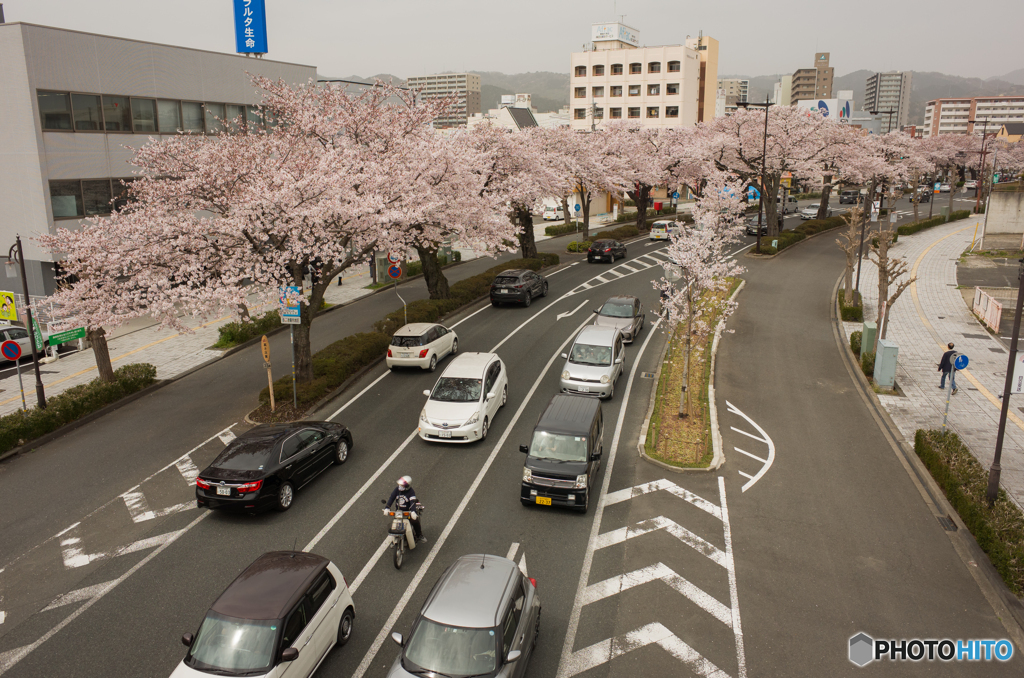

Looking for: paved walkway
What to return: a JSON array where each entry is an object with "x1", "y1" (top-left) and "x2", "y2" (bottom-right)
[{"x1": 843, "y1": 216, "x2": 1024, "y2": 510}]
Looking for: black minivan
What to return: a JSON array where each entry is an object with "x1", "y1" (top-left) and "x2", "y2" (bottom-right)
[{"x1": 520, "y1": 395, "x2": 603, "y2": 513}]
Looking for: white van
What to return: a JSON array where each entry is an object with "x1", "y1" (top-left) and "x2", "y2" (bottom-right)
[{"x1": 543, "y1": 204, "x2": 565, "y2": 221}]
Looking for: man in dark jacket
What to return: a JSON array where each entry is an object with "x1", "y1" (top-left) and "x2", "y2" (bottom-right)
[
  {"x1": 385, "y1": 476, "x2": 425, "y2": 543},
  {"x1": 938, "y1": 343, "x2": 958, "y2": 394}
]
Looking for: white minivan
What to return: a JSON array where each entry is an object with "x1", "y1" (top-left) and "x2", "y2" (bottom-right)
[{"x1": 542, "y1": 204, "x2": 565, "y2": 221}]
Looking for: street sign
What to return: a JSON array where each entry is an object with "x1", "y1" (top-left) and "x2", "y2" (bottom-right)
[
  {"x1": 889, "y1": 212, "x2": 897, "y2": 223},
  {"x1": 672, "y1": 191, "x2": 679, "y2": 199},
  {"x1": 662, "y1": 262, "x2": 683, "y2": 282},
  {"x1": 0, "y1": 292, "x2": 16, "y2": 323},
  {"x1": 31, "y1": 318, "x2": 44, "y2": 353},
  {"x1": 388, "y1": 265, "x2": 402, "y2": 279},
  {"x1": 1, "y1": 340, "x2": 21, "y2": 361},
  {"x1": 261, "y1": 335, "x2": 271, "y2": 363},
  {"x1": 279, "y1": 286, "x2": 301, "y2": 325},
  {"x1": 954, "y1": 353, "x2": 969, "y2": 371},
  {"x1": 747, "y1": 186, "x2": 760, "y2": 200},
  {"x1": 1012, "y1": 353, "x2": 1024, "y2": 394},
  {"x1": 933, "y1": 182, "x2": 941, "y2": 193},
  {"x1": 387, "y1": 251, "x2": 402, "y2": 264},
  {"x1": 233, "y1": 0, "x2": 268, "y2": 54},
  {"x1": 47, "y1": 327, "x2": 85, "y2": 345},
  {"x1": 574, "y1": 203, "x2": 581, "y2": 212}
]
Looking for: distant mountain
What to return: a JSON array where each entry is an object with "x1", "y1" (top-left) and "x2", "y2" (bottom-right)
[{"x1": 994, "y1": 69, "x2": 1024, "y2": 86}]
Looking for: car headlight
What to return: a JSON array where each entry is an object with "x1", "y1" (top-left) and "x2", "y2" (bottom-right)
[
  {"x1": 420, "y1": 409, "x2": 427, "y2": 423},
  {"x1": 466, "y1": 411, "x2": 480, "y2": 425},
  {"x1": 561, "y1": 370, "x2": 571, "y2": 380},
  {"x1": 600, "y1": 375, "x2": 610, "y2": 384},
  {"x1": 575, "y1": 474, "x2": 588, "y2": 489},
  {"x1": 523, "y1": 467, "x2": 533, "y2": 483}
]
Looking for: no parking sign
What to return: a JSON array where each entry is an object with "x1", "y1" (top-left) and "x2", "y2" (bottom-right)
[{"x1": 1, "y1": 340, "x2": 21, "y2": 361}]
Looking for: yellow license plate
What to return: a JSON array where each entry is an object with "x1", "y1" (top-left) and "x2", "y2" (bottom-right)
[{"x1": 536, "y1": 497, "x2": 552, "y2": 506}]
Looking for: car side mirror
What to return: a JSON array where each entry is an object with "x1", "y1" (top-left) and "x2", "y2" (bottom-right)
[
  {"x1": 181, "y1": 633, "x2": 194, "y2": 647},
  {"x1": 590, "y1": 452, "x2": 602, "y2": 461},
  {"x1": 561, "y1": 353, "x2": 568, "y2": 359},
  {"x1": 506, "y1": 650, "x2": 522, "y2": 663},
  {"x1": 614, "y1": 358, "x2": 623, "y2": 364},
  {"x1": 391, "y1": 632, "x2": 404, "y2": 647},
  {"x1": 520, "y1": 444, "x2": 529, "y2": 453},
  {"x1": 593, "y1": 309, "x2": 599, "y2": 314},
  {"x1": 422, "y1": 390, "x2": 431, "y2": 397},
  {"x1": 281, "y1": 647, "x2": 299, "y2": 663},
  {"x1": 486, "y1": 392, "x2": 495, "y2": 400}
]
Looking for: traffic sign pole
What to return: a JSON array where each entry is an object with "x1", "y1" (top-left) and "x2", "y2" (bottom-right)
[{"x1": 2, "y1": 340, "x2": 25, "y2": 411}]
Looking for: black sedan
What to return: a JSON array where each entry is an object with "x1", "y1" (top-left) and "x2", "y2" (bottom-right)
[
  {"x1": 196, "y1": 422, "x2": 352, "y2": 513},
  {"x1": 587, "y1": 239, "x2": 626, "y2": 263},
  {"x1": 745, "y1": 215, "x2": 783, "y2": 236},
  {"x1": 490, "y1": 268, "x2": 548, "y2": 307}
]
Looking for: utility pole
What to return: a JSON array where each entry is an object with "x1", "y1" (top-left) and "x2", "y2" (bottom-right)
[
  {"x1": 737, "y1": 95, "x2": 774, "y2": 254},
  {"x1": 988, "y1": 258, "x2": 1024, "y2": 506},
  {"x1": 6, "y1": 236, "x2": 47, "y2": 409},
  {"x1": 967, "y1": 116, "x2": 990, "y2": 214}
]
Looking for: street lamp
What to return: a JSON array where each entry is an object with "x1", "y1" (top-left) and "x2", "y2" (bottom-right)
[
  {"x1": 737, "y1": 95, "x2": 774, "y2": 254},
  {"x1": 988, "y1": 257, "x2": 1024, "y2": 506},
  {"x1": 967, "y1": 116, "x2": 991, "y2": 214},
  {"x1": 6, "y1": 235, "x2": 47, "y2": 409}
]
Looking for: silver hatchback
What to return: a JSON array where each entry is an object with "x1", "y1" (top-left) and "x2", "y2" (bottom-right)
[
  {"x1": 387, "y1": 554, "x2": 541, "y2": 678},
  {"x1": 559, "y1": 326, "x2": 624, "y2": 400}
]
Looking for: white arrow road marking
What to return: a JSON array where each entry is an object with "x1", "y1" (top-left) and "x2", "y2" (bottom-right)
[
  {"x1": 604, "y1": 479, "x2": 722, "y2": 520},
  {"x1": 733, "y1": 447, "x2": 767, "y2": 464},
  {"x1": 556, "y1": 299, "x2": 590, "y2": 321},
  {"x1": 41, "y1": 580, "x2": 116, "y2": 611},
  {"x1": 518, "y1": 553, "x2": 528, "y2": 578},
  {"x1": 506, "y1": 542, "x2": 519, "y2": 561},
  {"x1": 595, "y1": 516, "x2": 728, "y2": 567},
  {"x1": 565, "y1": 623, "x2": 731, "y2": 678},
  {"x1": 726, "y1": 401, "x2": 775, "y2": 493},
  {"x1": 60, "y1": 529, "x2": 185, "y2": 569},
  {"x1": 582, "y1": 563, "x2": 733, "y2": 626}
]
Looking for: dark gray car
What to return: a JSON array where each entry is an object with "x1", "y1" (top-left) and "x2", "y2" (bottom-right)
[
  {"x1": 387, "y1": 554, "x2": 541, "y2": 678},
  {"x1": 593, "y1": 295, "x2": 644, "y2": 343}
]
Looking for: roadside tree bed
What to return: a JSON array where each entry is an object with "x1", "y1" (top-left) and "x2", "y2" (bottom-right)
[
  {"x1": 915, "y1": 430, "x2": 1024, "y2": 595},
  {"x1": 754, "y1": 216, "x2": 848, "y2": 255},
  {"x1": 0, "y1": 364, "x2": 157, "y2": 455},
  {"x1": 896, "y1": 209, "x2": 971, "y2": 236}
]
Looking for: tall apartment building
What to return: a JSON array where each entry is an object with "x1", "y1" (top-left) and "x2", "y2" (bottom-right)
[
  {"x1": 717, "y1": 77, "x2": 748, "y2": 114},
  {"x1": 922, "y1": 96, "x2": 1024, "y2": 137},
  {"x1": 863, "y1": 71, "x2": 912, "y2": 133},
  {"x1": 685, "y1": 34, "x2": 719, "y2": 122},
  {"x1": 404, "y1": 73, "x2": 481, "y2": 128},
  {"x1": 791, "y1": 53, "x2": 834, "y2": 101},
  {"x1": 0, "y1": 21, "x2": 316, "y2": 299},
  {"x1": 569, "y1": 23, "x2": 709, "y2": 131}
]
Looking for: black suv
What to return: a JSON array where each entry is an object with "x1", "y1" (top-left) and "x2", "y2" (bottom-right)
[
  {"x1": 587, "y1": 240, "x2": 626, "y2": 263},
  {"x1": 490, "y1": 269, "x2": 548, "y2": 307}
]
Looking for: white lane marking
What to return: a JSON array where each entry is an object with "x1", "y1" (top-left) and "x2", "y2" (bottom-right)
[
  {"x1": 506, "y1": 542, "x2": 520, "y2": 561},
  {"x1": 726, "y1": 401, "x2": 775, "y2": 493},
  {"x1": 121, "y1": 490, "x2": 154, "y2": 523},
  {"x1": 645, "y1": 241, "x2": 660, "y2": 247},
  {"x1": 303, "y1": 430, "x2": 418, "y2": 551},
  {"x1": 595, "y1": 516, "x2": 728, "y2": 568},
  {"x1": 729, "y1": 427, "x2": 768, "y2": 445},
  {"x1": 618, "y1": 263, "x2": 640, "y2": 272},
  {"x1": 350, "y1": 314, "x2": 596, "y2": 678},
  {"x1": 719, "y1": 476, "x2": 747, "y2": 678},
  {"x1": 217, "y1": 430, "x2": 237, "y2": 445},
  {"x1": 543, "y1": 262, "x2": 578, "y2": 277},
  {"x1": 734, "y1": 447, "x2": 767, "y2": 464},
  {"x1": 0, "y1": 512, "x2": 208, "y2": 676},
  {"x1": 603, "y1": 479, "x2": 722, "y2": 520},
  {"x1": 603, "y1": 269, "x2": 624, "y2": 278},
  {"x1": 738, "y1": 471, "x2": 754, "y2": 480},
  {"x1": 564, "y1": 622, "x2": 730, "y2": 678},
  {"x1": 41, "y1": 580, "x2": 116, "y2": 611},
  {"x1": 349, "y1": 537, "x2": 391, "y2": 595},
  {"x1": 175, "y1": 456, "x2": 200, "y2": 485},
  {"x1": 581, "y1": 563, "x2": 733, "y2": 626},
  {"x1": 448, "y1": 303, "x2": 490, "y2": 329},
  {"x1": 557, "y1": 318, "x2": 664, "y2": 678},
  {"x1": 556, "y1": 299, "x2": 590, "y2": 321},
  {"x1": 60, "y1": 528, "x2": 185, "y2": 569},
  {"x1": 326, "y1": 370, "x2": 391, "y2": 421},
  {"x1": 0, "y1": 611, "x2": 5, "y2": 625},
  {"x1": 518, "y1": 553, "x2": 528, "y2": 578}
]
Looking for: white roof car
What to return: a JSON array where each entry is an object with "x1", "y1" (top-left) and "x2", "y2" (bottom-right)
[
  {"x1": 649, "y1": 220, "x2": 679, "y2": 240},
  {"x1": 420, "y1": 352, "x2": 508, "y2": 443},
  {"x1": 387, "y1": 323, "x2": 458, "y2": 372}
]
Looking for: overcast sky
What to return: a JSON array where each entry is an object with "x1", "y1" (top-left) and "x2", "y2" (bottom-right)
[{"x1": 4, "y1": 0, "x2": 1019, "y2": 80}]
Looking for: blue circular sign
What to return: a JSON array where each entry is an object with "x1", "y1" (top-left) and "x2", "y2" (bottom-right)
[
  {"x1": 954, "y1": 354, "x2": 969, "y2": 370},
  {"x1": 1, "y1": 340, "x2": 21, "y2": 361},
  {"x1": 574, "y1": 204, "x2": 581, "y2": 212},
  {"x1": 387, "y1": 265, "x2": 402, "y2": 279},
  {"x1": 672, "y1": 192, "x2": 679, "y2": 199}
]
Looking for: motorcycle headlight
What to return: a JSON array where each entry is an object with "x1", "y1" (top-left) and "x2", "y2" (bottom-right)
[
  {"x1": 523, "y1": 467, "x2": 533, "y2": 483},
  {"x1": 575, "y1": 474, "x2": 588, "y2": 489},
  {"x1": 561, "y1": 370, "x2": 571, "y2": 380},
  {"x1": 420, "y1": 408, "x2": 427, "y2": 423},
  {"x1": 600, "y1": 375, "x2": 610, "y2": 384},
  {"x1": 466, "y1": 411, "x2": 480, "y2": 425}
]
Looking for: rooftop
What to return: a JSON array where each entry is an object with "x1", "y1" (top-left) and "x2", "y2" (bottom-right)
[{"x1": 211, "y1": 552, "x2": 329, "y2": 621}]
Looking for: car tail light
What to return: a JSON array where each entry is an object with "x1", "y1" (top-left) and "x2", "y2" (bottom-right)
[
  {"x1": 529, "y1": 577, "x2": 537, "y2": 588},
  {"x1": 236, "y1": 479, "x2": 263, "y2": 493},
  {"x1": 604, "y1": 248, "x2": 611, "y2": 253},
  {"x1": 419, "y1": 349, "x2": 429, "y2": 358},
  {"x1": 387, "y1": 348, "x2": 393, "y2": 357},
  {"x1": 195, "y1": 477, "x2": 211, "y2": 489}
]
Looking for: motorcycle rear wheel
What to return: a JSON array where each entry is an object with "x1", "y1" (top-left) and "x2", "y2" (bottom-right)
[{"x1": 393, "y1": 538, "x2": 405, "y2": 569}]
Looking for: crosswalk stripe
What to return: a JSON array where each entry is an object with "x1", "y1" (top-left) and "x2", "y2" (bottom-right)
[
  {"x1": 175, "y1": 456, "x2": 200, "y2": 485},
  {"x1": 582, "y1": 563, "x2": 733, "y2": 625}
]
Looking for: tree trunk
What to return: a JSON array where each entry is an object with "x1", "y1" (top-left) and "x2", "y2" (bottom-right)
[
  {"x1": 292, "y1": 314, "x2": 313, "y2": 384},
  {"x1": 912, "y1": 171, "x2": 920, "y2": 223},
  {"x1": 580, "y1": 186, "x2": 592, "y2": 241},
  {"x1": 843, "y1": 265, "x2": 854, "y2": 305},
  {"x1": 680, "y1": 286, "x2": 693, "y2": 418},
  {"x1": 764, "y1": 174, "x2": 783, "y2": 237},
  {"x1": 816, "y1": 175, "x2": 833, "y2": 220},
  {"x1": 516, "y1": 207, "x2": 538, "y2": 259},
  {"x1": 947, "y1": 173, "x2": 956, "y2": 216},
  {"x1": 630, "y1": 184, "x2": 651, "y2": 233},
  {"x1": 416, "y1": 245, "x2": 451, "y2": 299},
  {"x1": 88, "y1": 327, "x2": 115, "y2": 383},
  {"x1": 560, "y1": 196, "x2": 571, "y2": 227},
  {"x1": 928, "y1": 177, "x2": 935, "y2": 219}
]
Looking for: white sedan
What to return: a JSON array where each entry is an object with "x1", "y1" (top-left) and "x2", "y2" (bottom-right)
[
  {"x1": 386, "y1": 323, "x2": 458, "y2": 372},
  {"x1": 419, "y1": 352, "x2": 508, "y2": 443},
  {"x1": 799, "y1": 204, "x2": 832, "y2": 220}
]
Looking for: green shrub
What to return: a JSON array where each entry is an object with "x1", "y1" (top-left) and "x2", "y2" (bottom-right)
[
  {"x1": 850, "y1": 330, "x2": 862, "y2": 356},
  {"x1": 594, "y1": 224, "x2": 639, "y2": 240},
  {"x1": 452, "y1": 250, "x2": 462, "y2": 263},
  {"x1": 861, "y1": 351, "x2": 875, "y2": 377},
  {"x1": 0, "y1": 364, "x2": 158, "y2": 455},
  {"x1": 753, "y1": 244, "x2": 777, "y2": 255},
  {"x1": 566, "y1": 241, "x2": 592, "y2": 253},
  {"x1": 214, "y1": 310, "x2": 281, "y2": 348},
  {"x1": 870, "y1": 233, "x2": 899, "y2": 248},
  {"x1": 544, "y1": 222, "x2": 579, "y2": 237},
  {"x1": 839, "y1": 292, "x2": 864, "y2": 322},
  {"x1": 896, "y1": 209, "x2": 973, "y2": 236}
]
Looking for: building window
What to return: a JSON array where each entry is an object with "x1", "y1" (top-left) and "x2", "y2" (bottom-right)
[
  {"x1": 82, "y1": 180, "x2": 113, "y2": 215},
  {"x1": 39, "y1": 92, "x2": 72, "y2": 130},
  {"x1": 158, "y1": 99, "x2": 181, "y2": 132},
  {"x1": 648, "y1": 62, "x2": 661, "y2": 73},
  {"x1": 205, "y1": 103, "x2": 226, "y2": 134},
  {"x1": 226, "y1": 104, "x2": 246, "y2": 129},
  {"x1": 182, "y1": 102, "x2": 204, "y2": 133},
  {"x1": 629, "y1": 63, "x2": 642, "y2": 75},
  {"x1": 593, "y1": 65, "x2": 605, "y2": 76},
  {"x1": 668, "y1": 60, "x2": 681, "y2": 73},
  {"x1": 628, "y1": 85, "x2": 641, "y2": 97},
  {"x1": 611, "y1": 86, "x2": 622, "y2": 97},
  {"x1": 594, "y1": 107, "x2": 603, "y2": 119},
  {"x1": 102, "y1": 96, "x2": 132, "y2": 132},
  {"x1": 575, "y1": 66, "x2": 587, "y2": 77},
  {"x1": 592, "y1": 87, "x2": 604, "y2": 98},
  {"x1": 649, "y1": 85, "x2": 660, "y2": 96},
  {"x1": 610, "y1": 108, "x2": 622, "y2": 119},
  {"x1": 628, "y1": 107, "x2": 640, "y2": 119},
  {"x1": 666, "y1": 106, "x2": 679, "y2": 118},
  {"x1": 71, "y1": 94, "x2": 103, "y2": 131},
  {"x1": 575, "y1": 87, "x2": 586, "y2": 99},
  {"x1": 131, "y1": 98, "x2": 157, "y2": 133},
  {"x1": 611, "y1": 63, "x2": 623, "y2": 75},
  {"x1": 574, "y1": 108, "x2": 587, "y2": 120},
  {"x1": 647, "y1": 107, "x2": 659, "y2": 118},
  {"x1": 667, "y1": 83, "x2": 680, "y2": 95},
  {"x1": 50, "y1": 180, "x2": 83, "y2": 218}
]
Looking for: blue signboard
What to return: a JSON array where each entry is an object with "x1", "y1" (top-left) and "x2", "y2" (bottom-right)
[
  {"x1": 279, "y1": 286, "x2": 301, "y2": 324},
  {"x1": 234, "y1": 0, "x2": 268, "y2": 54},
  {"x1": 954, "y1": 354, "x2": 969, "y2": 371}
]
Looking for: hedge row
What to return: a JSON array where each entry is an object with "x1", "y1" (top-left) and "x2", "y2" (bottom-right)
[
  {"x1": 840, "y1": 292, "x2": 864, "y2": 322},
  {"x1": 754, "y1": 216, "x2": 848, "y2": 255},
  {"x1": 214, "y1": 310, "x2": 281, "y2": 349},
  {"x1": 544, "y1": 222, "x2": 583, "y2": 237},
  {"x1": 258, "y1": 253, "x2": 560, "y2": 411},
  {"x1": 915, "y1": 430, "x2": 1024, "y2": 595},
  {"x1": 0, "y1": 364, "x2": 158, "y2": 455},
  {"x1": 594, "y1": 224, "x2": 640, "y2": 240},
  {"x1": 566, "y1": 241, "x2": 592, "y2": 253},
  {"x1": 897, "y1": 209, "x2": 972, "y2": 236}
]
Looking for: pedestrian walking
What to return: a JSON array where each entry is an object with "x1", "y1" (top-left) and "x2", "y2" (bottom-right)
[{"x1": 938, "y1": 342, "x2": 958, "y2": 394}]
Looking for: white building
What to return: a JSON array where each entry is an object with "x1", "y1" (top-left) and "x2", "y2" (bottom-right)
[
  {"x1": 923, "y1": 96, "x2": 1024, "y2": 137},
  {"x1": 864, "y1": 71, "x2": 912, "y2": 133},
  {"x1": 466, "y1": 95, "x2": 539, "y2": 131},
  {"x1": 404, "y1": 72, "x2": 481, "y2": 128},
  {"x1": 569, "y1": 23, "x2": 704, "y2": 131},
  {"x1": 772, "y1": 75, "x2": 792, "y2": 106}
]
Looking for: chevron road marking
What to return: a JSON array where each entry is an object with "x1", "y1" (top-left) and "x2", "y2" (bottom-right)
[
  {"x1": 582, "y1": 563, "x2": 733, "y2": 626},
  {"x1": 726, "y1": 400, "x2": 775, "y2": 493},
  {"x1": 41, "y1": 581, "x2": 116, "y2": 612},
  {"x1": 565, "y1": 623, "x2": 731, "y2": 678},
  {"x1": 604, "y1": 478, "x2": 723, "y2": 520},
  {"x1": 595, "y1": 515, "x2": 728, "y2": 567}
]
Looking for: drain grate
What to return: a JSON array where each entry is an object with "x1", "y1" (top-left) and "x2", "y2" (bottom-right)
[
  {"x1": 640, "y1": 372, "x2": 656, "y2": 379},
  {"x1": 961, "y1": 333, "x2": 988, "y2": 339},
  {"x1": 937, "y1": 515, "x2": 958, "y2": 532},
  {"x1": 990, "y1": 347, "x2": 1006, "y2": 353}
]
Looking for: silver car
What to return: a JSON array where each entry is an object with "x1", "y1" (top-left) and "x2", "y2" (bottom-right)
[
  {"x1": 387, "y1": 554, "x2": 541, "y2": 678},
  {"x1": 593, "y1": 296, "x2": 644, "y2": 343},
  {"x1": 559, "y1": 326, "x2": 624, "y2": 400}
]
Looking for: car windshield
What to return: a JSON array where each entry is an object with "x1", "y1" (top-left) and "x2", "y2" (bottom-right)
[
  {"x1": 493, "y1": 276, "x2": 519, "y2": 285},
  {"x1": 529, "y1": 431, "x2": 588, "y2": 462},
  {"x1": 431, "y1": 377, "x2": 482, "y2": 402},
  {"x1": 211, "y1": 439, "x2": 274, "y2": 471},
  {"x1": 392, "y1": 334, "x2": 427, "y2": 347},
  {"x1": 403, "y1": 619, "x2": 496, "y2": 677},
  {"x1": 185, "y1": 611, "x2": 277, "y2": 675},
  {"x1": 570, "y1": 343, "x2": 612, "y2": 366},
  {"x1": 599, "y1": 302, "x2": 633, "y2": 318}
]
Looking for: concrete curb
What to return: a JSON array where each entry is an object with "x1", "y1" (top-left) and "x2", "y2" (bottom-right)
[
  {"x1": 829, "y1": 273, "x2": 1024, "y2": 643},
  {"x1": 636, "y1": 279, "x2": 745, "y2": 473}
]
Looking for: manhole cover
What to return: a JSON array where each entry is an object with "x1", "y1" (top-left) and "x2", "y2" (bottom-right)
[{"x1": 640, "y1": 372, "x2": 656, "y2": 379}]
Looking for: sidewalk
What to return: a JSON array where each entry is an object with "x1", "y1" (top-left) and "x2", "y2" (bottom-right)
[{"x1": 843, "y1": 217, "x2": 1024, "y2": 510}]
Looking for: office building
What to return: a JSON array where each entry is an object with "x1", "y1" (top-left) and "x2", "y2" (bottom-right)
[
  {"x1": 404, "y1": 72, "x2": 481, "y2": 128},
  {"x1": 569, "y1": 23, "x2": 708, "y2": 131},
  {"x1": 922, "y1": 96, "x2": 1024, "y2": 137},
  {"x1": 0, "y1": 21, "x2": 316, "y2": 300},
  {"x1": 686, "y1": 34, "x2": 719, "y2": 122},
  {"x1": 864, "y1": 71, "x2": 912, "y2": 133},
  {"x1": 772, "y1": 75, "x2": 792, "y2": 106},
  {"x1": 717, "y1": 77, "x2": 748, "y2": 115},
  {"x1": 791, "y1": 53, "x2": 834, "y2": 101}
]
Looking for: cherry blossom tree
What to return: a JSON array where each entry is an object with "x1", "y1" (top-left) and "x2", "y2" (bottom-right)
[
  {"x1": 836, "y1": 205, "x2": 866, "y2": 305},
  {"x1": 546, "y1": 126, "x2": 627, "y2": 240}
]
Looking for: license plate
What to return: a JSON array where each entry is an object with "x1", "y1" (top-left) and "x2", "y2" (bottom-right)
[
  {"x1": 579, "y1": 386, "x2": 590, "y2": 393},
  {"x1": 500, "y1": 289, "x2": 509, "y2": 294},
  {"x1": 216, "y1": 486, "x2": 230, "y2": 496},
  {"x1": 536, "y1": 497, "x2": 552, "y2": 506},
  {"x1": 438, "y1": 430, "x2": 452, "y2": 438},
  {"x1": 400, "y1": 352, "x2": 411, "y2": 358}
]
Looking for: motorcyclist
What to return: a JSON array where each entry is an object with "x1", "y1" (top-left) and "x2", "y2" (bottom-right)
[{"x1": 385, "y1": 476, "x2": 425, "y2": 543}]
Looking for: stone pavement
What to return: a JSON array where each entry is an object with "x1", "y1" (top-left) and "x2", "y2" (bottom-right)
[{"x1": 843, "y1": 215, "x2": 1024, "y2": 510}]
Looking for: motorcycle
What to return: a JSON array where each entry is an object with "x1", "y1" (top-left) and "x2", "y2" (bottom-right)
[{"x1": 381, "y1": 499, "x2": 424, "y2": 569}]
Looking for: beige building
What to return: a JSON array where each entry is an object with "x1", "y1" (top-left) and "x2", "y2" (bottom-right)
[
  {"x1": 772, "y1": 75, "x2": 792, "y2": 106},
  {"x1": 717, "y1": 77, "x2": 748, "y2": 115},
  {"x1": 686, "y1": 35, "x2": 719, "y2": 122},
  {"x1": 791, "y1": 53, "x2": 834, "y2": 101},
  {"x1": 923, "y1": 96, "x2": 1024, "y2": 137},
  {"x1": 404, "y1": 72, "x2": 481, "y2": 128},
  {"x1": 569, "y1": 23, "x2": 708, "y2": 131}
]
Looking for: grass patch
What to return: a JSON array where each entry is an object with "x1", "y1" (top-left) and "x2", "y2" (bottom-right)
[{"x1": 915, "y1": 430, "x2": 1024, "y2": 595}]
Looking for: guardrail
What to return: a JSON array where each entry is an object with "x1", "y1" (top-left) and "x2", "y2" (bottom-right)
[{"x1": 973, "y1": 286, "x2": 1017, "y2": 332}]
